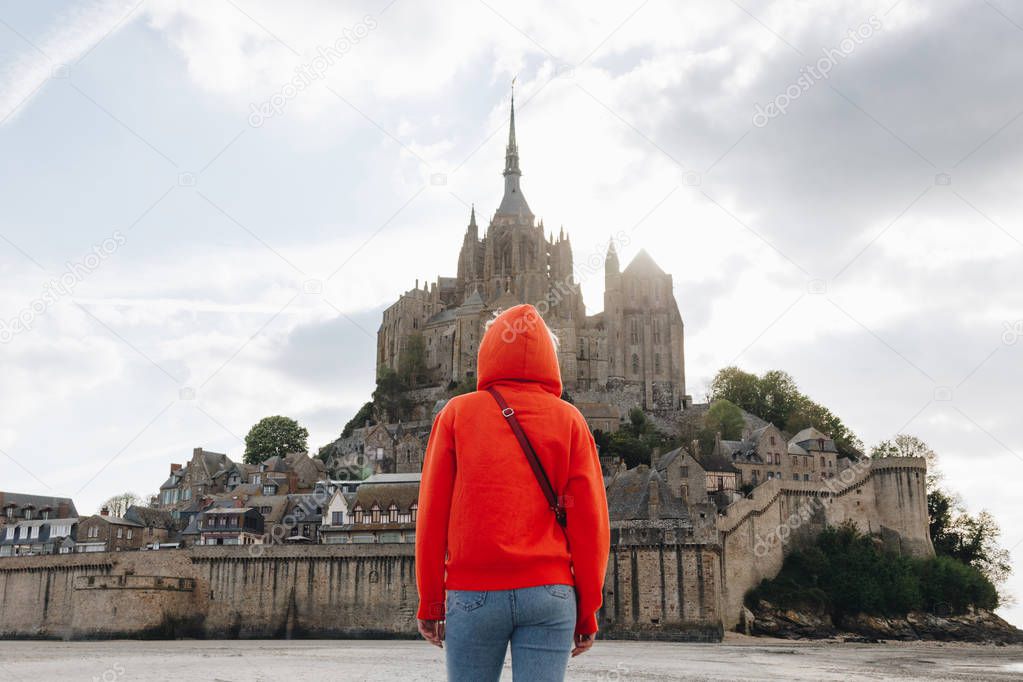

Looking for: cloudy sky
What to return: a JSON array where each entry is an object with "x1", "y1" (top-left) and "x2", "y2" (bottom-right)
[{"x1": 1, "y1": 0, "x2": 1021, "y2": 624}]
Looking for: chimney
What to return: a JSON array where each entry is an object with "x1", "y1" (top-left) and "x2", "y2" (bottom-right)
[
  {"x1": 714, "y1": 431, "x2": 722, "y2": 454},
  {"x1": 647, "y1": 475, "x2": 660, "y2": 521},
  {"x1": 170, "y1": 463, "x2": 182, "y2": 475},
  {"x1": 651, "y1": 446, "x2": 661, "y2": 471},
  {"x1": 691, "y1": 439, "x2": 701, "y2": 460},
  {"x1": 100, "y1": 506, "x2": 109, "y2": 517}
]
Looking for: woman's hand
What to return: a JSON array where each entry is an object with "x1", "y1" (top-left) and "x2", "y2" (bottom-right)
[
  {"x1": 571, "y1": 632, "x2": 595, "y2": 657},
  {"x1": 417, "y1": 619, "x2": 445, "y2": 648}
]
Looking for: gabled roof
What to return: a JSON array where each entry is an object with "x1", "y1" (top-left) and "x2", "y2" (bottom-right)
[
  {"x1": 622, "y1": 249, "x2": 666, "y2": 277},
  {"x1": 86, "y1": 514, "x2": 143, "y2": 527},
  {"x1": 606, "y1": 465, "x2": 688, "y2": 521},
  {"x1": 0, "y1": 492, "x2": 78, "y2": 517}
]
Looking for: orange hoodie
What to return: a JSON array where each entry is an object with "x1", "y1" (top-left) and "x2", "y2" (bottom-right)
[{"x1": 415, "y1": 304, "x2": 611, "y2": 635}]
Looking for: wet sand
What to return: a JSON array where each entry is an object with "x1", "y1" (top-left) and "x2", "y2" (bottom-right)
[{"x1": 1, "y1": 635, "x2": 1021, "y2": 681}]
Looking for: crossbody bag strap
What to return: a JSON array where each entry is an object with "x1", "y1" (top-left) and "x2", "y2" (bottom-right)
[{"x1": 486, "y1": 386, "x2": 567, "y2": 528}]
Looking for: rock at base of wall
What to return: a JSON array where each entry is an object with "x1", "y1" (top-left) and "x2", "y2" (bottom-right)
[
  {"x1": 746, "y1": 600, "x2": 1023, "y2": 644},
  {"x1": 839, "y1": 610, "x2": 1023, "y2": 645},
  {"x1": 747, "y1": 600, "x2": 836, "y2": 639}
]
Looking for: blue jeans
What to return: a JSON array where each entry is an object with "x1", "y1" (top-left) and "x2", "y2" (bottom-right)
[{"x1": 445, "y1": 584, "x2": 576, "y2": 682}]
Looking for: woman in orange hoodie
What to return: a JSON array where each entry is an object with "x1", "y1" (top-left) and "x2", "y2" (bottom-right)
[{"x1": 415, "y1": 304, "x2": 611, "y2": 681}]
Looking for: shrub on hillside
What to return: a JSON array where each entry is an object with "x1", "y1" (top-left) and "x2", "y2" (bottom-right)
[{"x1": 746, "y1": 523, "x2": 997, "y2": 619}]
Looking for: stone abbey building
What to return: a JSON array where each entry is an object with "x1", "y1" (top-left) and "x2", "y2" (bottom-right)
[{"x1": 377, "y1": 92, "x2": 690, "y2": 411}]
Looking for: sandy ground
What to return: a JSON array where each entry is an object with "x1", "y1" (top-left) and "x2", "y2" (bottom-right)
[{"x1": 0, "y1": 636, "x2": 1021, "y2": 681}]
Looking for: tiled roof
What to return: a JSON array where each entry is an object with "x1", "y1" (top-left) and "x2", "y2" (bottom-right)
[{"x1": 606, "y1": 465, "x2": 688, "y2": 521}]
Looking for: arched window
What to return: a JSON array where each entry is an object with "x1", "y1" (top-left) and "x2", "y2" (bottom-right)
[
  {"x1": 631, "y1": 354, "x2": 639, "y2": 374},
  {"x1": 629, "y1": 319, "x2": 638, "y2": 344},
  {"x1": 654, "y1": 353, "x2": 661, "y2": 374}
]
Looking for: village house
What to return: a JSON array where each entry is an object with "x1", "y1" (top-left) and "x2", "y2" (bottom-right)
[
  {"x1": 0, "y1": 492, "x2": 79, "y2": 557},
  {"x1": 319, "y1": 473, "x2": 419, "y2": 544},
  {"x1": 787, "y1": 427, "x2": 840, "y2": 481},
  {"x1": 197, "y1": 505, "x2": 264, "y2": 546},
  {"x1": 727, "y1": 424, "x2": 787, "y2": 488},
  {"x1": 75, "y1": 505, "x2": 179, "y2": 553}
]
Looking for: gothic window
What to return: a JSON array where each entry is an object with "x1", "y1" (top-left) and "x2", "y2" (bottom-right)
[
  {"x1": 629, "y1": 319, "x2": 638, "y2": 344},
  {"x1": 579, "y1": 338, "x2": 586, "y2": 359},
  {"x1": 654, "y1": 353, "x2": 661, "y2": 374},
  {"x1": 631, "y1": 353, "x2": 639, "y2": 374},
  {"x1": 653, "y1": 319, "x2": 661, "y2": 344}
]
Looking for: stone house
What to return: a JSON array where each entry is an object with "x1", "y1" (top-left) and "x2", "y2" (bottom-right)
[
  {"x1": 655, "y1": 447, "x2": 708, "y2": 505},
  {"x1": 576, "y1": 402, "x2": 621, "y2": 434},
  {"x1": 76, "y1": 508, "x2": 146, "y2": 553},
  {"x1": 728, "y1": 424, "x2": 787, "y2": 487},
  {"x1": 787, "y1": 427, "x2": 840, "y2": 481},
  {"x1": 157, "y1": 448, "x2": 239, "y2": 511}
]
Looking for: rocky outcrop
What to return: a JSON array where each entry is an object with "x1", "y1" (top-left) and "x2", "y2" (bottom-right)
[
  {"x1": 747, "y1": 599, "x2": 1023, "y2": 644},
  {"x1": 746, "y1": 600, "x2": 836, "y2": 639},
  {"x1": 838, "y1": 610, "x2": 1023, "y2": 644}
]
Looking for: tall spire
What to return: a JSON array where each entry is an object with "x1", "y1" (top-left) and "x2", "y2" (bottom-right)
[
  {"x1": 505, "y1": 81, "x2": 519, "y2": 176},
  {"x1": 496, "y1": 80, "x2": 532, "y2": 219}
]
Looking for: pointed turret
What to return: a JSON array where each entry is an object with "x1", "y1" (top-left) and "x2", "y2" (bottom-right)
[
  {"x1": 496, "y1": 83, "x2": 532, "y2": 219},
  {"x1": 605, "y1": 238, "x2": 620, "y2": 275}
]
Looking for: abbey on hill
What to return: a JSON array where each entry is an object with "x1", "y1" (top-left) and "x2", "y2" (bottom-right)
[{"x1": 376, "y1": 90, "x2": 690, "y2": 413}]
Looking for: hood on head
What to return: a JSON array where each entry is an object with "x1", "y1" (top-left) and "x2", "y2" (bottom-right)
[{"x1": 476, "y1": 304, "x2": 562, "y2": 397}]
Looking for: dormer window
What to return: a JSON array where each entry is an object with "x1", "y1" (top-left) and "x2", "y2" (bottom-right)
[
  {"x1": 370, "y1": 503, "x2": 381, "y2": 524},
  {"x1": 23, "y1": 508, "x2": 32, "y2": 520},
  {"x1": 388, "y1": 503, "x2": 399, "y2": 522}
]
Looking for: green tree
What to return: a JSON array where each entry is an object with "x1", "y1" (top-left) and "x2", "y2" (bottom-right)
[
  {"x1": 398, "y1": 332, "x2": 428, "y2": 387},
  {"x1": 243, "y1": 415, "x2": 309, "y2": 464},
  {"x1": 705, "y1": 399, "x2": 745, "y2": 440},
  {"x1": 341, "y1": 401, "x2": 375, "y2": 438},
  {"x1": 710, "y1": 366, "x2": 863, "y2": 457},
  {"x1": 373, "y1": 367, "x2": 412, "y2": 422},
  {"x1": 928, "y1": 488, "x2": 1011, "y2": 589},
  {"x1": 747, "y1": 523, "x2": 998, "y2": 619},
  {"x1": 709, "y1": 366, "x2": 761, "y2": 414}
]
